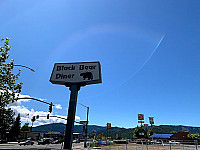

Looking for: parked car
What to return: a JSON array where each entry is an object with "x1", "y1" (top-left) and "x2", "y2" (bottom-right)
[
  {"x1": 38, "y1": 138, "x2": 50, "y2": 145},
  {"x1": 19, "y1": 140, "x2": 34, "y2": 146},
  {"x1": 73, "y1": 138, "x2": 80, "y2": 143},
  {"x1": 169, "y1": 140, "x2": 180, "y2": 145},
  {"x1": 51, "y1": 140, "x2": 62, "y2": 144}
]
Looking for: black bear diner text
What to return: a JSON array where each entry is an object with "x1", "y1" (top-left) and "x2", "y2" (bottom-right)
[
  {"x1": 55, "y1": 64, "x2": 96, "y2": 80},
  {"x1": 56, "y1": 64, "x2": 96, "y2": 71}
]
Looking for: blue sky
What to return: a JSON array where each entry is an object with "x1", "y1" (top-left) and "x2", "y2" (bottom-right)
[{"x1": 1, "y1": 0, "x2": 200, "y2": 128}]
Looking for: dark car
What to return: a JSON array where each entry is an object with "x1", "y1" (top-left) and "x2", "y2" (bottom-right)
[
  {"x1": 38, "y1": 139, "x2": 50, "y2": 145},
  {"x1": 19, "y1": 140, "x2": 34, "y2": 146}
]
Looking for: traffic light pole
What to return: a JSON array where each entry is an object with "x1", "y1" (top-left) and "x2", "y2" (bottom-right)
[{"x1": 64, "y1": 84, "x2": 80, "y2": 150}]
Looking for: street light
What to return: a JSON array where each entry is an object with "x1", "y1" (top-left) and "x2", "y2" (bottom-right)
[
  {"x1": 14, "y1": 64, "x2": 35, "y2": 72},
  {"x1": 78, "y1": 103, "x2": 89, "y2": 148}
]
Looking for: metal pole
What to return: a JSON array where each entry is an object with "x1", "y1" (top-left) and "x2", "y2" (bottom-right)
[
  {"x1": 84, "y1": 107, "x2": 89, "y2": 148},
  {"x1": 64, "y1": 84, "x2": 80, "y2": 150}
]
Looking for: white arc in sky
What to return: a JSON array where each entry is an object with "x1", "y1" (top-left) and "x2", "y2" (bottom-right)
[
  {"x1": 115, "y1": 34, "x2": 166, "y2": 88},
  {"x1": 80, "y1": 34, "x2": 165, "y2": 99}
]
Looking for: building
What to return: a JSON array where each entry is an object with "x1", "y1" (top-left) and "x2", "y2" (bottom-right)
[
  {"x1": 171, "y1": 132, "x2": 189, "y2": 140},
  {"x1": 150, "y1": 132, "x2": 189, "y2": 141}
]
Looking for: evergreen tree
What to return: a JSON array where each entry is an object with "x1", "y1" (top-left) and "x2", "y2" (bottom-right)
[{"x1": 8, "y1": 113, "x2": 21, "y2": 141}]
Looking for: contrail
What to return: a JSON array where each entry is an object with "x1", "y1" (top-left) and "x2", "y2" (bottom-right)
[
  {"x1": 117, "y1": 34, "x2": 166, "y2": 87},
  {"x1": 79, "y1": 34, "x2": 165, "y2": 100}
]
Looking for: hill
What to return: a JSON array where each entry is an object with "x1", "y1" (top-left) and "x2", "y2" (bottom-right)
[
  {"x1": 32, "y1": 123, "x2": 107, "y2": 134},
  {"x1": 32, "y1": 123, "x2": 200, "y2": 138}
]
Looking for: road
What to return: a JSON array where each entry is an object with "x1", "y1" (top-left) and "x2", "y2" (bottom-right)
[{"x1": 0, "y1": 142, "x2": 85, "y2": 149}]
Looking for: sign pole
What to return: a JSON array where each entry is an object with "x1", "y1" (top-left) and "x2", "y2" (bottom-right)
[{"x1": 64, "y1": 84, "x2": 80, "y2": 150}]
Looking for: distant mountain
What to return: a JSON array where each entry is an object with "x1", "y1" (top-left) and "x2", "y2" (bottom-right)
[
  {"x1": 32, "y1": 123, "x2": 200, "y2": 138},
  {"x1": 32, "y1": 123, "x2": 107, "y2": 134},
  {"x1": 152, "y1": 125, "x2": 200, "y2": 134}
]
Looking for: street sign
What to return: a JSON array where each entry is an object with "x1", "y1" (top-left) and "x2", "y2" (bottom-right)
[
  {"x1": 138, "y1": 114, "x2": 144, "y2": 120},
  {"x1": 98, "y1": 140, "x2": 107, "y2": 146},
  {"x1": 79, "y1": 121, "x2": 88, "y2": 124},
  {"x1": 107, "y1": 123, "x2": 111, "y2": 129},
  {"x1": 50, "y1": 62, "x2": 102, "y2": 86},
  {"x1": 92, "y1": 130, "x2": 97, "y2": 134}
]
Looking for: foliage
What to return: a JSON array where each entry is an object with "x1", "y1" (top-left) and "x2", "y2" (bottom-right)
[
  {"x1": 21, "y1": 123, "x2": 31, "y2": 131},
  {"x1": 188, "y1": 133, "x2": 200, "y2": 140},
  {"x1": 0, "y1": 37, "x2": 23, "y2": 141},
  {"x1": 133, "y1": 126, "x2": 146, "y2": 138},
  {"x1": 147, "y1": 129, "x2": 154, "y2": 138},
  {"x1": 0, "y1": 108, "x2": 15, "y2": 139},
  {"x1": 8, "y1": 113, "x2": 21, "y2": 141},
  {"x1": 0, "y1": 37, "x2": 23, "y2": 107},
  {"x1": 87, "y1": 142, "x2": 99, "y2": 147},
  {"x1": 170, "y1": 131, "x2": 177, "y2": 134}
]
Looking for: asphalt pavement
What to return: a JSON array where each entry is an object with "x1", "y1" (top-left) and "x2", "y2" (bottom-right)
[{"x1": 0, "y1": 142, "x2": 87, "y2": 150}]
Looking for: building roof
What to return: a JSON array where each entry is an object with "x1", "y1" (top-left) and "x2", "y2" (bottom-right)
[{"x1": 150, "y1": 133, "x2": 174, "y2": 138}]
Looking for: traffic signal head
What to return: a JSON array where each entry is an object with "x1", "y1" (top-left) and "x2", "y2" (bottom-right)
[
  {"x1": 47, "y1": 114, "x2": 49, "y2": 119},
  {"x1": 36, "y1": 115, "x2": 39, "y2": 119},
  {"x1": 31, "y1": 116, "x2": 36, "y2": 122},
  {"x1": 49, "y1": 102, "x2": 53, "y2": 113}
]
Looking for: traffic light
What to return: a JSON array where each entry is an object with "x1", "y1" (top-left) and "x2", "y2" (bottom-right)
[
  {"x1": 36, "y1": 115, "x2": 39, "y2": 119},
  {"x1": 49, "y1": 102, "x2": 53, "y2": 113},
  {"x1": 31, "y1": 116, "x2": 36, "y2": 122},
  {"x1": 47, "y1": 114, "x2": 49, "y2": 119}
]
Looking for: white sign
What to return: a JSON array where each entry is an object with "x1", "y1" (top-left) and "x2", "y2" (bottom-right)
[{"x1": 50, "y1": 62, "x2": 102, "y2": 86}]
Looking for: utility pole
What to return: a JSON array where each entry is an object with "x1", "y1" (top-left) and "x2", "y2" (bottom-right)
[{"x1": 84, "y1": 106, "x2": 89, "y2": 148}]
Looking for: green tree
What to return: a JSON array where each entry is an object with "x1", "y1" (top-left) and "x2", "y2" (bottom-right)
[
  {"x1": 0, "y1": 37, "x2": 23, "y2": 106},
  {"x1": 188, "y1": 133, "x2": 200, "y2": 140},
  {"x1": 8, "y1": 113, "x2": 21, "y2": 141},
  {"x1": 0, "y1": 108, "x2": 15, "y2": 140},
  {"x1": 134, "y1": 126, "x2": 146, "y2": 138},
  {"x1": 0, "y1": 37, "x2": 23, "y2": 140},
  {"x1": 21, "y1": 123, "x2": 31, "y2": 131},
  {"x1": 170, "y1": 131, "x2": 177, "y2": 134},
  {"x1": 147, "y1": 129, "x2": 154, "y2": 138}
]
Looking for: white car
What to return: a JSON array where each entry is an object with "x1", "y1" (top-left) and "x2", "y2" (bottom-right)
[{"x1": 169, "y1": 140, "x2": 180, "y2": 145}]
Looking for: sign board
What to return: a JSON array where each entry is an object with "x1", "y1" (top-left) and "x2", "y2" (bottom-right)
[
  {"x1": 50, "y1": 62, "x2": 102, "y2": 86},
  {"x1": 107, "y1": 123, "x2": 111, "y2": 129},
  {"x1": 92, "y1": 130, "x2": 97, "y2": 134},
  {"x1": 79, "y1": 121, "x2": 88, "y2": 124},
  {"x1": 98, "y1": 140, "x2": 107, "y2": 146},
  {"x1": 138, "y1": 114, "x2": 144, "y2": 120},
  {"x1": 98, "y1": 134, "x2": 102, "y2": 138},
  {"x1": 149, "y1": 117, "x2": 154, "y2": 125}
]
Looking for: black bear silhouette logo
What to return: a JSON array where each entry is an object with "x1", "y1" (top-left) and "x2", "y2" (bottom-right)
[{"x1": 80, "y1": 72, "x2": 93, "y2": 80}]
